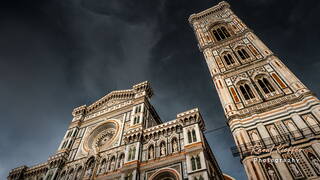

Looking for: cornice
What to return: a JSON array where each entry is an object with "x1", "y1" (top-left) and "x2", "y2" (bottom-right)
[{"x1": 188, "y1": 1, "x2": 230, "y2": 25}]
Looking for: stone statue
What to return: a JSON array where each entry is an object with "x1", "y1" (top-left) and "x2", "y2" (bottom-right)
[
  {"x1": 311, "y1": 157, "x2": 320, "y2": 172},
  {"x1": 289, "y1": 163, "x2": 301, "y2": 177},
  {"x1": 110, "y1": 160, "x2": 115, "y2": 171},
  {"x1": 173, "y1": 140, "x2": 178, "y2": 152},
  {"x1": 86, "y1": 166, "x2": 93, "y2": 177},
  {"x1": 267, "y1": 166, "x2": 278, "y2": 180},
  {"x1": 100, "y1": 162, "x2": 106, "y2": 174},
  {"x1": 160, "y1": 144, "x2": 166, "y2": 156},
  {"x1": 149, "y1": 147, "x2": 154, "y2": 159}
]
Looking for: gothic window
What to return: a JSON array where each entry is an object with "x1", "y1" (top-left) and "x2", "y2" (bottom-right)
[
  {"x1": 74, "y1": 167, "x2": 83, "y2": 180},
  {"x1": 128, "y1": 146, "x2": 136, "y2": 161},
  {"x1": 191, "y1": 156, "x2": 196, "y2": 171},
  {"x1": 223, "y1": 53, "x2": 235, "y2": 65},
  {"x1": 59, "y1": 171, "x2": 66, "y2": 180},
  {"x1": 188, "y1": 130, "x2": 192, "y2": 143},
  {"x1": 191, "y1": 155, "x2": 202, "y2": 171},
  {"x1": 73, "y1": 129, "x2": 78, "y2": 137},
  {"x1": 212, "y1": 26, "x2": 231, "y2": 42},
  {"x1": 135, "y1": 105, "x2": 142, "y2": 113},
  {"x1": 237, "y1": 48, "x2": 250, "y2": 60},
  {"x1": 109, "y1": 156, "x2": 116, "y2": 171},
  {"x1": 99, "y1": 159, "x2": 106, "y2": 174},
  {"x1": 85, "y1": 158, "x2": 95, "y2": 177},
  {"x1": 239, "y1": 83, "x2": 255, "y2": 100},
  {"x1": 188, "y1": 129, "x2": 197, "y2": 144},
  {"x1": 148, "y1": 145, "x2": 155, "y2": 159},
  {"x1": 67, "y1": 140, "x2": 73, "y2": 149},
  {"x1": 199, "y1": 175, "x2": 204, "y2": 180},
  {"x1": 118, "y1": 154, "x2": 125, "y2": 168},
  {"x1": 133, "y1": 116, "x2": 140, "y2": 124},
  {"x1": 67, "y1": 131, "x2": 72, "y2": 137},
  {"x1": 196, "y1": 155, "x2": 202, "y2": 169},
  {"x1": 66, "y1": 169, "x2": 74, "y2": 180},
  {"x1": 257, "y1": 77, "x2": 275, "y2": 94},
  {"x1": 62, "y1": 141, "x2": 67, "y2": 149}
]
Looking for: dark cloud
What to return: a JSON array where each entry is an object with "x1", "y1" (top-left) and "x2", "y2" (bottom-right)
[{"x1": 1, "y1": 0, "x2": 320, "y2": 179}]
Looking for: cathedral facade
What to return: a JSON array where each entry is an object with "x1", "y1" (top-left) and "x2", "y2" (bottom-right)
[
  {"x1": 189, "y1": 1, "x2": 320, "y2": 180},
  {"x1": 8, "y1": 81, "x2": 225, "y2": 180}
]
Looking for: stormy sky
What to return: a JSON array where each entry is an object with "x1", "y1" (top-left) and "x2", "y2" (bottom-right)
[{"x1": 1, "y1": 0, "x2": 320, "y2": 179}]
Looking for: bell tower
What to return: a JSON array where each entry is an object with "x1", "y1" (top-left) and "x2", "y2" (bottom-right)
[{"x1": 189, "y1": 1, "x2": 320, "y2": 179}]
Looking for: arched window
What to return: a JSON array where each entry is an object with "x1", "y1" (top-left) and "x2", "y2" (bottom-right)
[
  {"x1": 196, "y1": 155, "x2": 201, "y2": 169},
  {"x1": 148, "y1": 145, "x2": 155, "y2": 159},
  {"x1": 109, "y1": 156, "x2": 116, "y2": 171},
  {"x1": 59, "y1": 171, "x2": 66, "y2": 180},
  {"x1": 223, "y1": 53, "x2": 235, "y2": 65},
  {"x1": 191, "y1": 157, "x2": 196, "y2": 171},
  {"x1": 192, "y1": 129, "x2": 197, "y2": 142},
  {"x1": 118, "y1": 154, "x2": 125, "y2": 168},
  {"x1": 212, "y1": 26, "x2": 231, "y2": 41},
  {"x1": 245, "y1": 84, "x2": 255, "y2": 98},
  {"x1": 128, "y1": 146, "x2": 136, "y2": 161},
  {"x1": 66, "y1": 169, "x2": 74, "y2": 180},
  {"x1": 85, "y1": 158, "x2": 95, "y2": 177},
  {"x1": 257, "y1": 77, "x2": 275, "y2": 94},
  {"x1": 240, "y1": 85, "x2": 249, "y2": 100},
  {"x1": 239, "y1": 83, "x2": 255, "y2": 100},
  {"x1": 75, "y1": 167, "x2": 83, "y2": 180},
  {"x1": 188, "y1": 130, "x2": 192, "y2": 143},
  {"x1": 99, "y1": 159, "x2": 106, "y2": 174},
  {"x1": 199, "y1": 175, "x2": 204, "y2": 180},
  {"x1": 221, "y1": 27, "x2": 231, "y2": 37},
  {"x1": 237, "y1": 48, "x2": 250, "y2": 60},
  {"x1": 263, "y1": 78, "x2": 275, "y2": 92}
]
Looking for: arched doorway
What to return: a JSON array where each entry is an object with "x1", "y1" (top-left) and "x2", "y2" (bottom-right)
[{"x1": 149, "y1": 168, "x2": 180, "y2": 180}]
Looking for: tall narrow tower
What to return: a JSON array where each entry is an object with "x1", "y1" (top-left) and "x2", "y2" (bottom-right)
[{"x1": 189, "y1": 1, "x2": 320, "y2": 180}]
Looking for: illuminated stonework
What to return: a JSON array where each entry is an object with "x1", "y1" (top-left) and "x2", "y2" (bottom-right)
[
  {"x1": 8, "y1": 81, "x2": 228, "y2": 180},
  {"x1": 189, "y1": 1, "x2": 320, "y2": 180}
]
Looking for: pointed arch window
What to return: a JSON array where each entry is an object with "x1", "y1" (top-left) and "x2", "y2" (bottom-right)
[
  {"x1": 196, "y1": 155, "x2": 201, "y2": 169},
  {"x1": 109, "y1": 156, "x2": 116, "y2": 171},
  {"x1": 257, "y1": 77, "x2": 275, "y2": 94},
  {"x1": 192, "y1": 129, "x2": 197, "y2": 142},
  {"x1": 118, "y1": 154, "x2": 125, "y2": 168},
  {"x1": 191, "y1": 155, "x2": 202, "y2": 171},
  {"x1": 188, "y1": 130, "x2": 192, "y2": 143},
  {"x1": 75, "y1": 167, "x2": 83, "y2": 180},
  {"x1": 237, "y1": 48, "x2": 250, "y2": 60},
  {"x1": 212, "y1": 26, "x2": 231, "y2": 41},
  {"x1": 128, "y1": 146, "x2": 136, "y2": 161},
  {"x1": 223, "y1": 53, "x2": 235, "y2": 65},
  {"x1": 191, "y1": 156, "x2": 196, "y2": 170},
  {"x1": 239, "y1": 83, "x2": 255, "y2": 100},
  {"x1": 99, "y1": 159, "x2": 107, "y2": 174}
]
